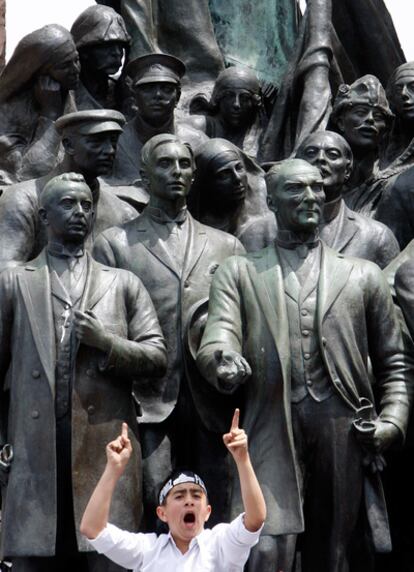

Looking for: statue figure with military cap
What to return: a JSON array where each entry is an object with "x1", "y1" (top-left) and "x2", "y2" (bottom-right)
[
  {"x1": 0, "y1": 172, "x2": 166, "y2": 571},
  {"x1": 0, "y1": 24, "x2": 80, "y2": 184},
  {"x1": 329, "y1": 74, "x2": 393, "y2": 217},
  {"x1": 295, "y1": 130, "x2": 400, "y2": 268},
  {"x1": 188, "y1": 66, "x2": 267, "y2": 158},
  {"x1": 197, "y1": 158, "x2": 412, "y2": 572},
  {"x1": 189, "y1": 137, "x2": 276, "y2": 251},
  {"x1": 94, "y1": 133, "x2": 244, "y2": 530},
  {"x1": 71, "y1": 4, "x2": 130, "y2": 112},
  {"x1": 0, "y1": 109, "x2": 138, "y2": 272},
  {"x1": 109, "y1": 53, "x2": 207, "y2": 185}
]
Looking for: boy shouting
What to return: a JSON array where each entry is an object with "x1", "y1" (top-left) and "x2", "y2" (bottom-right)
[{"x1": 81, "y1": 409, "x2": 266, "y2": 571}]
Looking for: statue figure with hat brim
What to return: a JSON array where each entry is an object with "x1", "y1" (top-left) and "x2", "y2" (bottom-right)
[
  {"x1": 0, "y1": 109, "x2": 140, "y2": 272},
  {"x1": 108, "y1": 53, "x2": 207, "y2": 186},
  {"x1": 71, "y1": 4, "x2": 131, "y2": 114}
]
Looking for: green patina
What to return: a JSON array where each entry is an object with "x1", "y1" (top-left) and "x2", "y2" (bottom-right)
[{"x1": 209, "y1": 0, "x2": 299, "y2": 86}]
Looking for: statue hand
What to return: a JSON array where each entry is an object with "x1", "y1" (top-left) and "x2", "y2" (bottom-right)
[
  {"x1": 106, "y1": 423, "x2": 132, "y2": 476},
  {"x1": 74, "y1": 310, "x2": 111, "y2": 352},
  {"x1": 357, "y1": 419, "x2": 400, "y2": 454},
  {"x1": 223, "y1": 408, "x2": 248, "y2": 463},
  {"x1": 214, "y1": 350, "x2": 251, "y2": 393},
  {"x1": 34, "y1": 75, "x2": 64, "y2": 119}
]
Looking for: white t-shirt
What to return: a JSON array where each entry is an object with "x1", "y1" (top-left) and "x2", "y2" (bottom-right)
[{"x1": 88, "y1": 514, "x2": 261, "y2": 571}]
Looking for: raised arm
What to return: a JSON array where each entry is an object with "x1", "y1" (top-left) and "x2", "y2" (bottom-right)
[
  {"x1": 80, "y1": 423, "x2": 132, "y2": 540},
  {"x1": 223, "y1": 409, "x2": 266, "y2": 532}
]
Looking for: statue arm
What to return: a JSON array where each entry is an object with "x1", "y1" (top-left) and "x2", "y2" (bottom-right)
[
  {"x1": 0, "y1": 188, "x2": 37, "y2": 271},
  {"x1": 16, "y1": 117, "x2": 61, "y2": 181},
  {"x1": 367, "y1": 264, "x2": 414, "y2": 438},
  {"x1": 197, "y1": 256, "x2": 246, "y2": 390},
  {"x1": 99, "y1": 272, "x2": 167, "y2": 378},
  {"x1": 374, "y1": 225, "x2": 400, "y2": 269}
]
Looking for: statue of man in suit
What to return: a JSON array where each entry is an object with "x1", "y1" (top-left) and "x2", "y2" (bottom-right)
[
  {"x1": 93, "y1": 133, "x2": 244, "y2": 529},
  {"x1": 197, "y1": 158, "x2": 413, "y2": 572},
  {"x1": 0, "y1": 172, "x2": 166, "y2": 571},
  {"x1": 295, "y1": 130, "x2": 400, "y2": 269}
]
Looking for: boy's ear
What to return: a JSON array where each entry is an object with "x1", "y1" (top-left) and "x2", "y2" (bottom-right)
[
  {"x1": 156, "y1": 505, "x2": 168, "y2": 523},
  {"x1": 204, "y1": 504, "x2": 212, "y2": 522}
]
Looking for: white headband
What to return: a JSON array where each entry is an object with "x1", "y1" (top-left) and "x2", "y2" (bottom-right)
[{"x1": 158, "y1": 472, "x2": 207, "y2": 505}]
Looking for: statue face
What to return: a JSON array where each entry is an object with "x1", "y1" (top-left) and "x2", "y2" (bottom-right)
[
  {"x1": 337, "y1": 104, "x2": 387, "y2": 150},
  {"x1": 391, "y1": 75, "x2": 414, "y2": 121},
  {"x1": 296, "y1": 132, "x2": 351, "y2": 199},
  {"x1": 268, "y1": 161, "x2": 325, "y2": 233},
  {"x1": 145, "y1": 142, "x2": 194, "y2": 202},
  {"x1": 135, "y1": 82, "x2": 179, "y2": 125},
  {"x1": 42, "y1": 183, "x2": 93, "y2": 243},
  {"x1": 66, "y1": 131, "x2": 119, "y2": 176},
  {"x1": 218, "y1": 89, "x2": 256, "y2": 129},
  {"x1": 210, "y1": 154, "x2": 248, "y2": 204},
  {"x1": 81, "y1": 42, "x2": 124, "y2": 76},
  {"x1": 43, "y1": 47, "x2": 81, "y2": 90}
]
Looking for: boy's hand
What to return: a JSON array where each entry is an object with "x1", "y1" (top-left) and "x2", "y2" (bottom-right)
[
  {"x1": 106, "y1": 423, "x2": 132, "y2": 476},
  {"x1": 223, "y1": 409, "x2": 248, "y2": 464}
]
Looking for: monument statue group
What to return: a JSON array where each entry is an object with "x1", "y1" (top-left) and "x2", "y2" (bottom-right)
[{"x1": 0, "y1": 1, "x2": 414, "y2": 571}]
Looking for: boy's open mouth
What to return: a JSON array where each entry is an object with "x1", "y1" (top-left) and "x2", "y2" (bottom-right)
[{"x1": 183, "y1": 512, "x2": 196, "y2": 524}]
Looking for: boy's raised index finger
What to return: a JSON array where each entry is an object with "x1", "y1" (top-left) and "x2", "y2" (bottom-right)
[
  {"x1": 121, "y1": 422, "x2": 129, "y2": 439},
  {"x1": 230, "y1": 408, "x2": 240, "y2": 431}
]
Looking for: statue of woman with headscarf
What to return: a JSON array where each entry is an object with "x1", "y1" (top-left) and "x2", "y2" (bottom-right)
[
  {"x1": 0, "y1": 24, "x2": 80, "y2": 184},
  {"x1": 188, "y1": 138, "x2": 276, "y2": 251},
  {"x1": 187, "y1": 67, "x2": 268, "y2": 158}
]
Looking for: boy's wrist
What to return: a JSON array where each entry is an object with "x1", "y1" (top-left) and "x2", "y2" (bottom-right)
[{"x1": 103, "y1": 463, "x2": 125, "y2": 483}]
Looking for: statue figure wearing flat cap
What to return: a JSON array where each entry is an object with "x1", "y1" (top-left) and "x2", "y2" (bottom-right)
[
  {"x1": 189, "y1": 138, "x2": 276, "y2": 251},
  {"x1": 329, "y1": 74, "x2": 393, "y2": 217},
  {"x1": 109, "y1": 53, "x2": 207, "y2": 185},
  {"x1": 71, "y1": 5, "x2": 130, "y2": 113},
  {"x1": 0, "y1": 25, "x2": 80, "y2": 184},
  {"x1": 188, "y1": 67, "x2": 267, "y2": 158},
  {"x1": 0, "y1": 109, "x2": 138, "y2": 272},
  {"x1": 197, "y1": 158, "x2": 413, "y2": 572},
  {"x1": 295, "y1": 131, "x2": 400, "y2": 269},
  {"x1": 0, "y1": 171, "x2": 166, "y2": 571},
  {"x1": 94, "y1": 133, "x2": 244, "y2": 530}
]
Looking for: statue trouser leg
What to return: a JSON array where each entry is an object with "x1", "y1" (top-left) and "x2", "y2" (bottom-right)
[
  {"x1": 140, "y1": 380, "x2": 196, "y2": 532},
  {"x1": 247, "y1": 534, "x2": 297, "y2": 572},
  {"x1": 140, "y1": 419, "x2": 174, "y2": 532},
  {"x1": 291, "y1": 394, "x2": 369, "y2": 572},
  {"x1": 192, "y1": 410, "x2": 232, "y2": 526}
]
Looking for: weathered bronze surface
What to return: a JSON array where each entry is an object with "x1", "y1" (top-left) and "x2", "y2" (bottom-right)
[{"x1": 1, "y1": 2, "x2": 414, "y2": 571}]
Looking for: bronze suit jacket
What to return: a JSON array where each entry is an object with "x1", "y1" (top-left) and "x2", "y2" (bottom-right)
[
  {"x1": 93, "y1": 210, "x2": 244, "y2": 431},
  {"x1": 197, "y1": 243, "x2": 413, "y2": 541},
  {"x1": 320, "y1": 200, "x2": 399, "y2": 269},
  {"x1": 0, "y1": 251, "x2": 166, "y2": 557}
]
